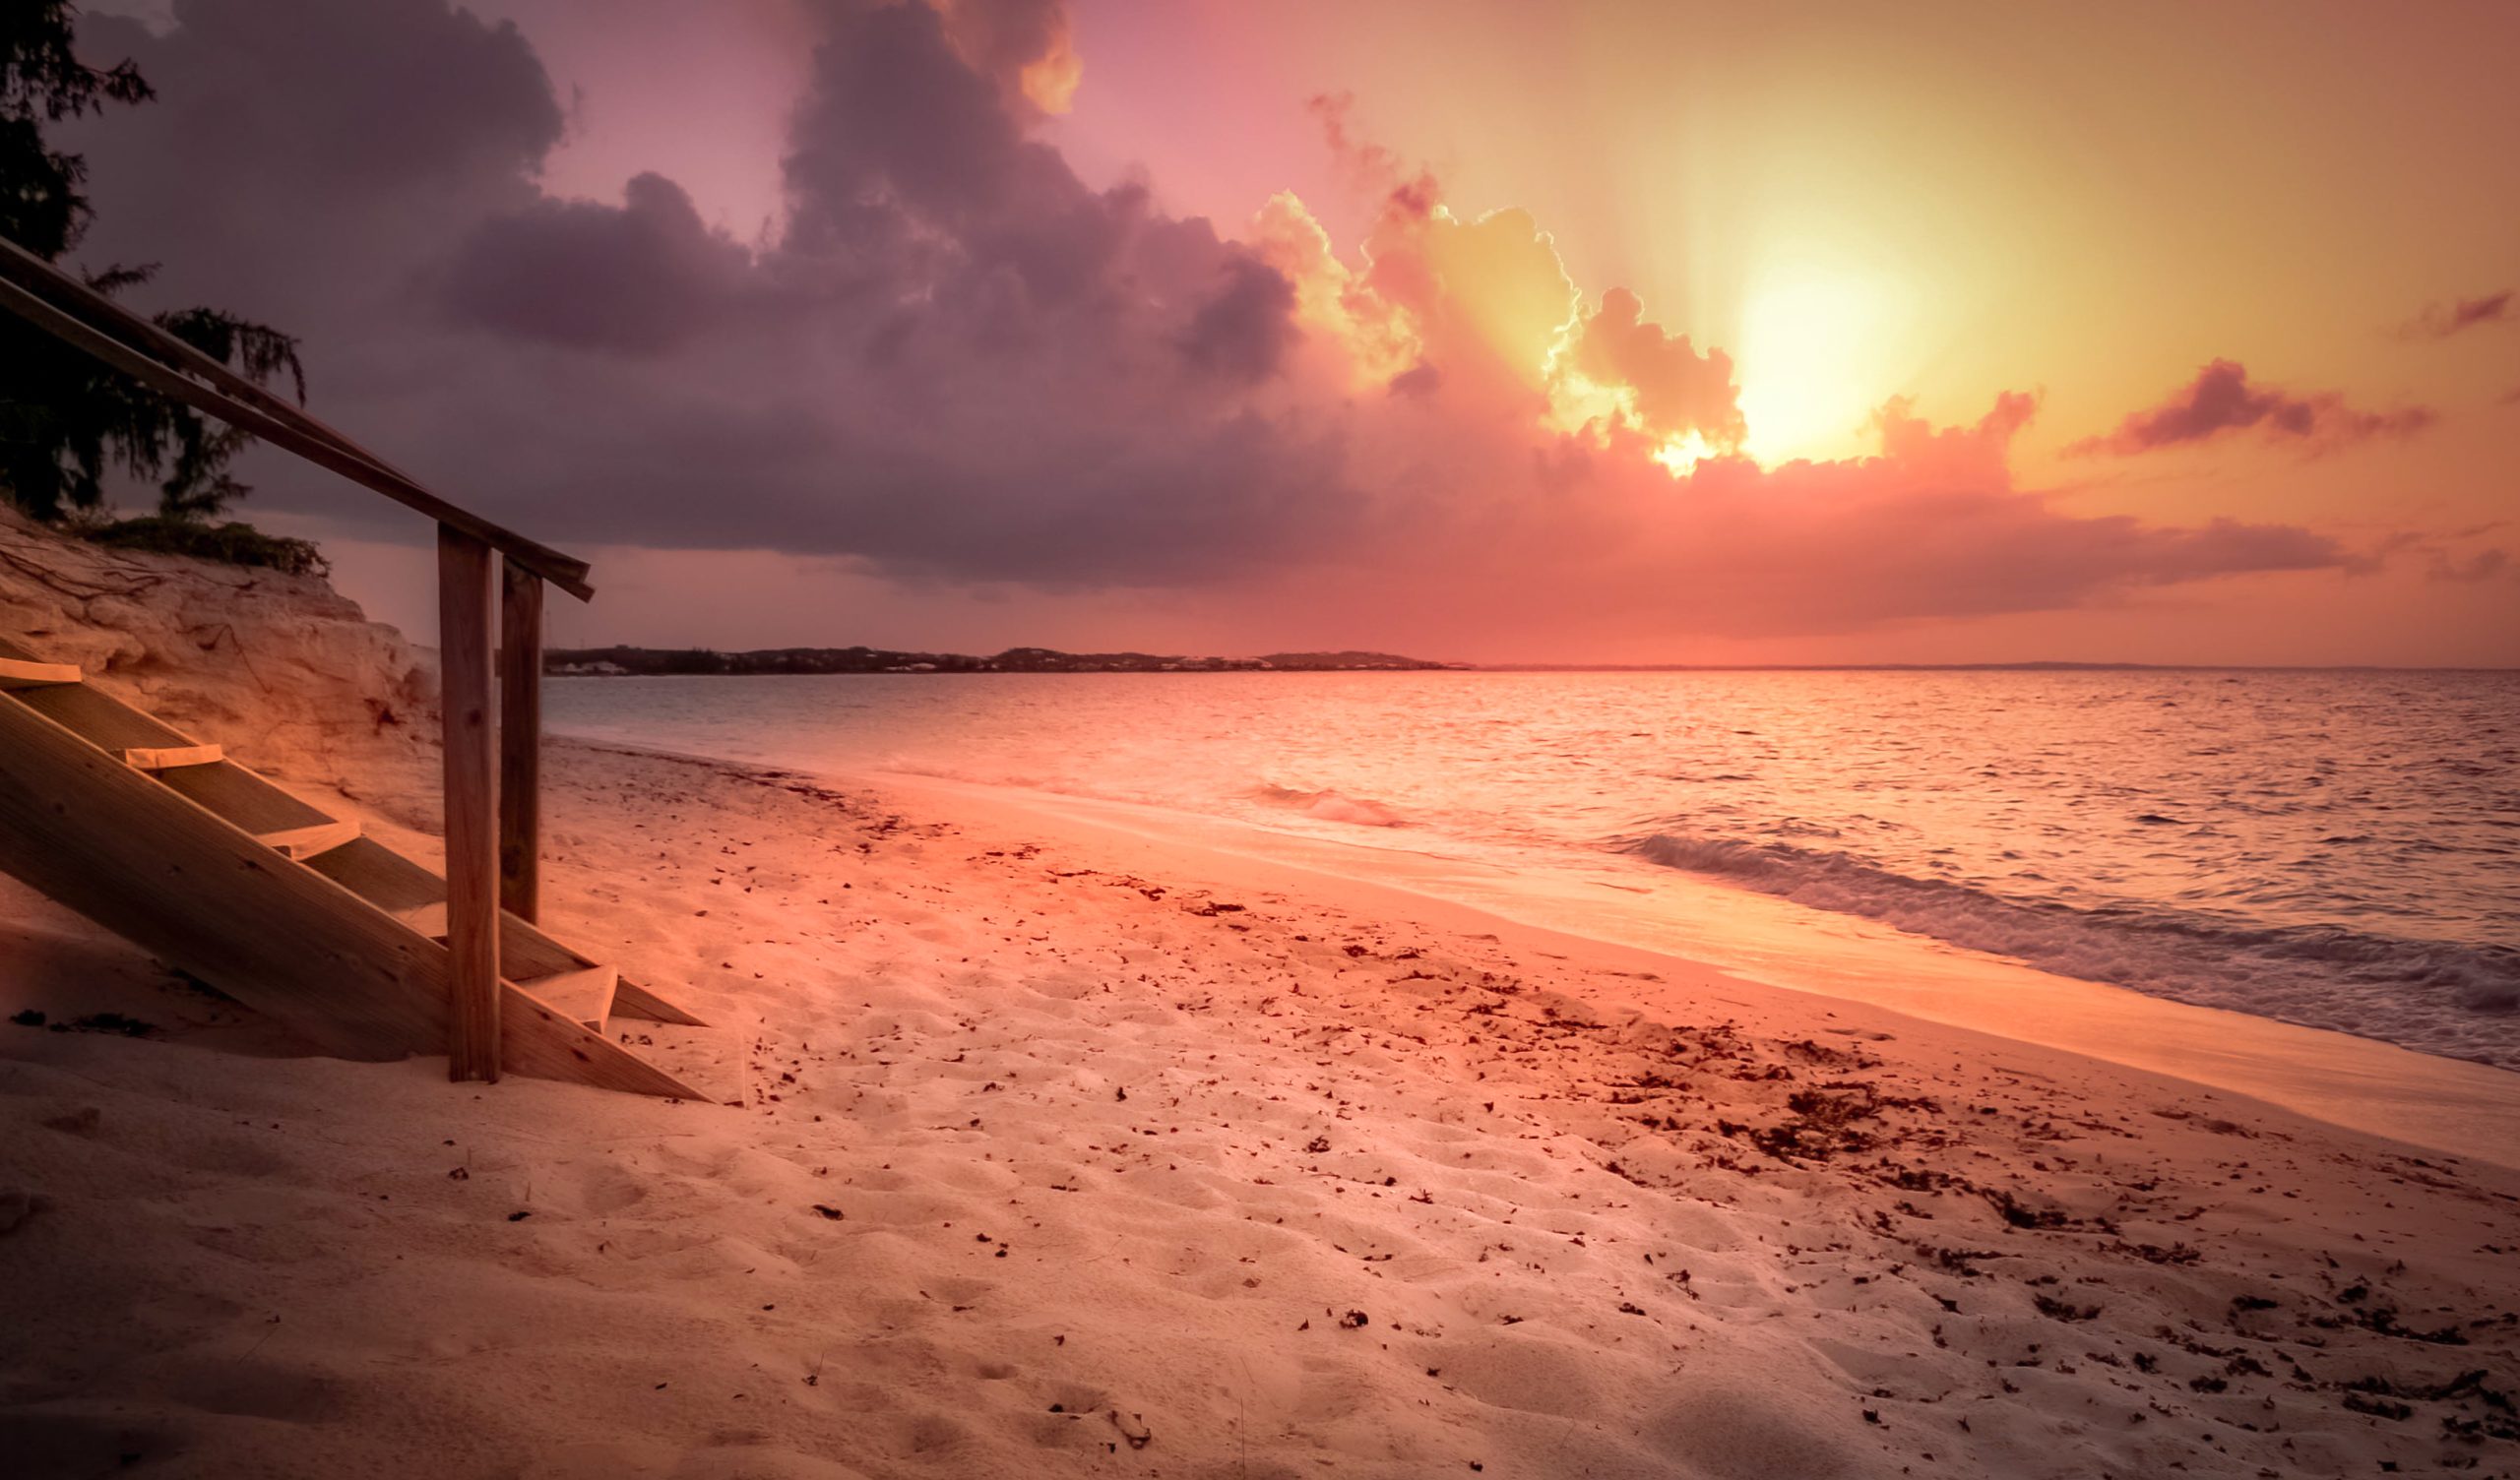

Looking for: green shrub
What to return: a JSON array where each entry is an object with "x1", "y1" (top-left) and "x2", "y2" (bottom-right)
[{"x1": 86, "y1": 516, "x2": 330, "y2": 578}]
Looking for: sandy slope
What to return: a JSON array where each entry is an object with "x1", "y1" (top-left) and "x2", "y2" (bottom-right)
[{"x1": 4, "y1": 733, "x2": 2517, "y2": 1480}]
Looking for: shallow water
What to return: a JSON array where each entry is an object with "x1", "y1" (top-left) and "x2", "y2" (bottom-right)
[{"x1": 549, "y1": 668, "x2": 2520, "y2": 1067}]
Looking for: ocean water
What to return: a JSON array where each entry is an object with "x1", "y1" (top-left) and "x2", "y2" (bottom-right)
[{"x1": 547, "y1": 669, "x2": 2520, "y2": 1068}]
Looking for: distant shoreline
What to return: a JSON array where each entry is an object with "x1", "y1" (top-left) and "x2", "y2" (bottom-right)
[
  {"x1": 544, "y1": 645, "x2": 1465, "y2": 676},
  {"x1": 547, "y1": 646, "x2": 2517, "y2": 677}
]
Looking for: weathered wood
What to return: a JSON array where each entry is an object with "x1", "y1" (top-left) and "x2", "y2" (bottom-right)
[
  {"x1": 0, "y1": 656, "x2": 80, "y2": 688},
  {"x1": 0, "y1": 693, "x2": 445, "y2": 1059},
  {"x1": 156, "y1": 762, "x2": 341, "y2": 836},
  {"x1": 121, "y1": 744, "x2": 223, "y2": 771},
  {"x1": 301, "y1": 836, "x2": 710, "y2": 1031},
  {"x1": 4, "y1": 632, "x2": 718, "y2": 1100},
  {"x1": 0, "y1": 252, "x2": 594, "y2": 600},
  {"x1": 500, "y1": 990, "x2": 718, "y2": 1101},
  {"x1": 397, "y1": 900, "x2": 449, "y2": 938},
  {"x1": 255, "y1": 819, "x2": 360, "y2": 859},
  {"x1": 498, "y1": 560, "x2": 544, "y2": 924},
  {"x1": 9, "y1": 679, "x2": 196, "y2": 752},
  {"x1": 513, "y1": 962, "x2": 615, "y2": 1028},
  {"x1": 439, "y1": 527, "x2": 501, "y2": 1082}
]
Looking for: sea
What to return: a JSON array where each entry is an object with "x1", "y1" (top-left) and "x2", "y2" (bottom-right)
[{"x1": 548, "y1": 668, "x2": 2520, "y2": 1069}]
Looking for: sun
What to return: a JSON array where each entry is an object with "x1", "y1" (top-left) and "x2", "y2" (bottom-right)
[
  {"x1": 1651, "y1": 431, "x2": 1715, "y2": 475},
  {"x1": 1733, "y1": 260, "x2": 1909, "y2": 465}
]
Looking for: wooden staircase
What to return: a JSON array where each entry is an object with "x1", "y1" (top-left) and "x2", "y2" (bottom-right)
[{"x1": 0, "y1": 635, "x2": 733, "y2": 1101}]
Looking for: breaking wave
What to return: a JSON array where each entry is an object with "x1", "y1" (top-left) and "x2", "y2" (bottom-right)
[
  {"x1": 1627, "y1": 831, "x2": 2520, "y2": 1065},
  {"x1": 1254, "y1": 784, "x2": 1410, "y2": 828}
]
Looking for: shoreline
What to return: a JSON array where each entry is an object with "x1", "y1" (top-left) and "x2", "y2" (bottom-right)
[{"x1": 580, "y1": 737, "x2": 2520, "y2": 1173}]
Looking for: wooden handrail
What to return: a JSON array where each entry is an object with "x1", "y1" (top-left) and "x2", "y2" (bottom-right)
[{"x1": 0, "y1": 241, "x2": 594, "y2": 600}]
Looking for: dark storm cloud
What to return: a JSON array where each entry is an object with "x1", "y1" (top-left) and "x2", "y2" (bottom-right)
[
  {"x1": 64, "y1": 0, "x2": 1335, "y2": 585},
  {"x1": 437, "y1": 173, "x2": 753, "y2": 353},
  {"x1": 1178, "y1": 258, "x2": 1299, "y2": 381},
  {"x1": 2068, "y1": 359, "x2": 2433, "y2": 457},
  {"x1": 65, "y1": 0, "x2": 557, "y2": 314}
]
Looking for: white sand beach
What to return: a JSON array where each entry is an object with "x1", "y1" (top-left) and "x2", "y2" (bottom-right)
[{"x1": 4, "y1": 529, "x2": 2517, "y2": 1479}]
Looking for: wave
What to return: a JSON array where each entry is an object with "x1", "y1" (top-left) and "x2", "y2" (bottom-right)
[
  {"x1": 1625, "y1": 831, "x2": 2520, "y2": 1066},
  {"x1": 867, "y1": 760, "x2": 1418, "y2": 832},
  {"x1": 1253, "y1": 784, "x2": 1410, "y2": 828}
]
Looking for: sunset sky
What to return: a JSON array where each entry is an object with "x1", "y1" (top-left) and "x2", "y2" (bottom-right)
[{"x1": 66, "y1": 0, "x2": 2520, "y2": 664}]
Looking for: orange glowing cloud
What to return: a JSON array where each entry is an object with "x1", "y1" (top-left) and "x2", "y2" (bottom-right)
[
  {"x1": 1255, "y1": 122, "x2": 1748, "y2": 474},
  {"x1": 937, "y1": 0, "x2": 1081, "y2": 114}
]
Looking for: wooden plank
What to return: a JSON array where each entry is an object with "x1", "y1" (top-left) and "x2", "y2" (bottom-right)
[
  {"x1": 0, "y1": 667, "x2": 720, "y2": 1102},
  {"x1": 0, "y1": 254, "x2": 595, "y2": 601},
  {"x1": 501, "y1": 984, "x2": 716, "y2": 1101},
  {"x1": 0, "y1": 693, "x2": 446, "y2": 1058},
  {"x1": 8, "y1": 679, "x2": 198, "y2": 752},
  {"x1": 398, "y1": 900, "x2": 449, "y2": 938},
  {"x1": 498, "y1": 560, "x2": 543, "y2": 924},
  {"x1": 0, "y1": 656, "x2": 80, "y2": 689},
  {"x1": 513, "y1": 962, "x2": 615, "y2": 1028},
  {"x1": 301, "y1": 834, "x2": 442, "y2": 914},
  {"x1": 155, "y1": 762, "x2": 341, "y2": 836},
  {"x1": 300, "y1": 835, "x2": 652, "y2": 994},
  {"x1": 122, "y1": 744, "x2": 223, "y2": 771},
  {"x1": 439, "y1": 527, "x2": 501, "y2": 1082},
  {"x1": 256, "y1": 819, "x2": 360, "y2": 859},
  {"x1": 7, "y1": 635, "x2": 359, "y2": 841}
]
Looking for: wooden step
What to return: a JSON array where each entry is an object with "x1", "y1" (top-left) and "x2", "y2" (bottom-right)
[
  {"x1": 2, "y1": 633, "x2": 722, "y2": 1102},
  {"x1": 513, "y1": 962, "x2": 616, "y2": 1029},
  {"x1": 122, "y1": 743, "x2": 223, "y2": 771},
  {"x1": 0, "y1": 656, "x2": 81, "y2": 690},
  {"x1": 393, "y1": 899, "x2": 449, "y2": 939},
  {"x1": 255, "y1": 819, "x2": 360, "y2": 860}
]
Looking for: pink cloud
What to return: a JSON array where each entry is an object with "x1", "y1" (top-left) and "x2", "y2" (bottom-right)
[
  {"x1": 2398, "y1": 289, "x2": 2511, "y2": 341},
  {"x1": 2067, "y1": 359, "x2": 2433, "y2": 457}
]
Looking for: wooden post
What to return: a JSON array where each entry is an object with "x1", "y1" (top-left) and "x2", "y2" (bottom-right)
[
  {"x1": 499, "y1": 559, "x2": 543, "y2": 925},
  {"x1": 438, "y1": 526, "x2": 500, "y2": 1082}
]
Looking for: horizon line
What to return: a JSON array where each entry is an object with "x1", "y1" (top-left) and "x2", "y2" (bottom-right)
[{"x1": 540, "y1": 643, "x2": 2519, "y2": 675}]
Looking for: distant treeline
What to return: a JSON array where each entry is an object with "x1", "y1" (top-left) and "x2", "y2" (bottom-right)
[{"x1": 544, "y1": 646, "x2": 1458, "y2": 676}]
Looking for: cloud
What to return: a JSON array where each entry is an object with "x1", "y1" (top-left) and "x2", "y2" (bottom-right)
[
  {"x1": 50, "y1": 0, "x2": 2385, "y2": 647},
  {"x1": 2067, "y1": 359, "x2": 2433, "y2": 457},
  {"x1": 2429, "y1": 547, "x2": 2510, "y2": 584},
  {"x1": 437, "y1": 173, "x2": 754, "y2": 353},
  {"x1": 1177, "y1": 256, "x2": 1300, "y2": 382},
  {"x1": 935, "y1": 0, "x2": 1083, "y2": 115},
  {"x1": 2398, "y1": 289, "x2": 2511, "y2": 341},
  {"x1": 1558, "y1": 287, "x2": 1745, "y2": 449}
]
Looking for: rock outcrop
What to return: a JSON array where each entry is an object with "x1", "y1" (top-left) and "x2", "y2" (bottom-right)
[{"x1": 0, "y1": 508, "x2": 432, "y2": 798}]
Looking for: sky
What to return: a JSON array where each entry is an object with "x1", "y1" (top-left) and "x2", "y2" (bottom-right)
[{"x1": 59, "y1": 0, "x2": 2520, "y2": 664}]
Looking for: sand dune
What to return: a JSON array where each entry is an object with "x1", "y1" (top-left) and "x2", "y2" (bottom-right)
[{"x1": 5, "y1": 733, "x2": 2517, "y2": 1478}]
